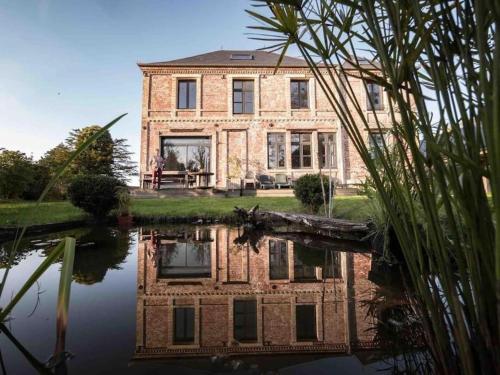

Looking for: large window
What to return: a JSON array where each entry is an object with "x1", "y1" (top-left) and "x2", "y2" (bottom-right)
[
  {"x1": 158, "y1": 242, "x2": 211, "y2": 278},
  {"x1": 296, "y1": 305, "x2": 317, "y2": 341},
  {"x1": 177, "y1": 80, "x2": 196, "y2": 109},
  {"x1": 293, "y1": 244, "x2": 317, "y2": 281},
  {"x1": 318, "y1": 133, "x2": 337, "y2": 169},
  {"x1": 174, "y1": 307, "x2": 195, "y2": 343},
  {"x1": 162, "y1": 137, "x2": 210, "y2": 172},
  {"x1": 233, "y1": 80, "x2": 254, "y2": 114},
  {"x1": 291, "y1": 80, "x2": 309, "y2": 109},
  {"x1": 267, "y1": 133, "x2": 286, "y2": 169},
  {"x1": 367, "y1": 82, "x2": 383, "y2": 111},
  {"x1": 269, "y1": 240, "x2": 288, "y2": 280},
  {"x1": 291, "y1": 133, "x2": 312, "y2": 169},
  {"x1": 234, "y1": 300, "x2": 257, "y2": 341},
  {"x1": 368, "y1": 132, "x2": 386, "y2": 159}
]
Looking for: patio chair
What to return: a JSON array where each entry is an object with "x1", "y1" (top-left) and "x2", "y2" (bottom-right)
[
  {"x1": 275, "y1": 173, "x2": 291, "y2": 189},
  {"x1": 243, "y1": 171, "x2": 257, "y2": 189},
  {"x1": 257, "y1": 174, "x2": 275, "y2": 189}
]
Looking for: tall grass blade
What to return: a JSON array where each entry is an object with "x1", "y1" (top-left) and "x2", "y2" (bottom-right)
[{"x1": 0, "y1": 113, "x2": 127, "y2": 299}]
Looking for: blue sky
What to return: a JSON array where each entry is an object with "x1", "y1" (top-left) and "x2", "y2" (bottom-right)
[{"x1": 0, "y1": 0, "x2": 281, "y2": 181}]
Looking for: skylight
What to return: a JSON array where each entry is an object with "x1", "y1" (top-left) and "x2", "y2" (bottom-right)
[{"x1": 230, "y1": 53, "x2": 254, "y2": 60}]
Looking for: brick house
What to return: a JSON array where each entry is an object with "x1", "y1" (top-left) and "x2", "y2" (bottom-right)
[
  {"x1": 134, "y1": 226, "x2": 378, "y2": 360},
  {"x1": 138, "y1": 50, "x2": 391, "y2": 189}
]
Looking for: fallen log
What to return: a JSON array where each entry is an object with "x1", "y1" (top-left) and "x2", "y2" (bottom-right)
[
  {"x1": 259, "y1": 211, "x2": 370, "y2": 237},
  {"x1": 233, "y1": 206, "x2": 370, "y2": 241}
]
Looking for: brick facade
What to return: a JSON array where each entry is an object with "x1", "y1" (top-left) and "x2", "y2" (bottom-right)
[
  {"x1": 138, "y1": 51, "x2": 393, "y2": 188},
  {"x1": 134, "y1": 226, "x2": 378, "y2": 360}
]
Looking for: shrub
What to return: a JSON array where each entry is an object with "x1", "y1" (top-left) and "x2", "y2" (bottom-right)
[
  {"x1": 68, "y1": 175, "x2": 123, "y2": 219},
  {"x1": 293, "y1": 174, "x2": 329, "y2": 213}
]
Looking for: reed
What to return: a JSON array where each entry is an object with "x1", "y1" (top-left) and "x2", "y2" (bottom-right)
[{"x1": 248, "y1": 1, "x2": 498, "y2": 373}]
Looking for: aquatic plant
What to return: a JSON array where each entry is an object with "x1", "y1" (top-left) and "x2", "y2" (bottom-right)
[{"x1": 248, "y1": 1, "x2": 498, "y2": 373}]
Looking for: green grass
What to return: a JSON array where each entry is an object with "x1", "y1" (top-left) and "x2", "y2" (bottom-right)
[{"x1": 0, "y1": 196, "x2": 369, "y2": 227}]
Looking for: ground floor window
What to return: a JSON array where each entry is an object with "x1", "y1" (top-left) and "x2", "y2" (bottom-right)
[
  {"x1": 158, "y1": 242, "x2": 211, "y2": 278},
  {"x1": 267, "y1": 133, "x2": 286, "y2": 169},
  {"x1": 368, "y1": 132, "x2": 386, "y2": 159},
  {"x1": 269, "y1": 240, "x2": 288, "y2": 280},
  {"x1": 296, "y1": 305, "x2": 317, "y2": 341},
  {"x1": 174, "y1": 307, "x2": 195, "y2": 344},
  {"x1": 234, "y1": 300, "x2": 257, "y2": 341},
  {"x1": 318, "y1": 132, "x2": 337, "y2": 169},
  {"x1": 291, "y1": 133, "x2": 312, "y2": 169},
  {"x1": 161, "y1": 136, "x2": 210, "y2": 172}
]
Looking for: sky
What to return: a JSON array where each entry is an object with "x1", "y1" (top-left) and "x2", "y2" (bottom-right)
[{"x1": 0, "y1": 0, "x2": 281, "y2": 183}]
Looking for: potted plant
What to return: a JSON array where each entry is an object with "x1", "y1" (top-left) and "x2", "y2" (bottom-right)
[{"x1": 116, "y1": 186, "x2": 133, "y2": 228}]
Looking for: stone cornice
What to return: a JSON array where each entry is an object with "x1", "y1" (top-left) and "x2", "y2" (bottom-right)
[
  {"x1": 144, "y1": 286, "x2": 344, "y2": 297},
  {"x1": 145, "y1": 117, "x2": 337, "y2": 124},
  {"x1": 142, "y1": 66, "x2": 318, "y2": 76}
]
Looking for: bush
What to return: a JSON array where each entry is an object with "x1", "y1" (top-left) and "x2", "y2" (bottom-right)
[
  {"x1": 68, "y1": 175, "x2": 124, "y2": 219},
  {"x1": 293, "y1": 174, "x2": 329, "y2": 213}
]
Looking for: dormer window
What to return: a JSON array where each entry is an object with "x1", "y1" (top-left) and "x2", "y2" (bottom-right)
[{"x1": 230, "y1": 53, "x2": 254, "y2": 60}]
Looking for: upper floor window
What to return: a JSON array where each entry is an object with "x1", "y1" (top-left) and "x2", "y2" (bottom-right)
[
  {"x1": 177, "y1": 80, "x2": 196, "y2": 109},
  {"x1": 233, "y1": 80, "x2": 254, "y2": 114},
  {"x1": 267, "y1": 133, "x2": 286, "y2": 169},
  {"x1": 291, "y1": 133, "x2": 312, "y2": 169},
  {"x1": 366, "y1": 82, "x2": 383, "y2": 111},
  {"x1": 291, "y1": 80, "x2": 309, "y2": 109},
  {"x1": 318, "y1": 133, "x2": 337, "y2": 169}
]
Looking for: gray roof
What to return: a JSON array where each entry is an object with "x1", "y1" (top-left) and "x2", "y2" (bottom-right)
[{"x1": 138, "y1": 50, "x2": 309, "y2": 68}]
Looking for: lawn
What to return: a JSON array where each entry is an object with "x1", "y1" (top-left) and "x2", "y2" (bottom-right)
[{"x1": 0, "y1": 195, "x2": 370, "y2": 227}]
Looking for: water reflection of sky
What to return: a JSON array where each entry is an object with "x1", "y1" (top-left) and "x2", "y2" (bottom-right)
[{"x1": 0, "y1": 225, "x2": 418, "y2": 374}]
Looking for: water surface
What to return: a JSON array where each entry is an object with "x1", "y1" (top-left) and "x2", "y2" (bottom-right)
[{"x1": 0, "y1": 225, "x2": 418, "y2": 374}]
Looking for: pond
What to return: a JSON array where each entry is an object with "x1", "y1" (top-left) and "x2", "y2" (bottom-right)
[{"x1": 0, "y1": 225, "x2": 424, "y2": 374}]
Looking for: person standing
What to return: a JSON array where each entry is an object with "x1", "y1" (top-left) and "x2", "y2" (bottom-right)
[{"x1": 150, "y1": 149, "x2": 164, "y2": 190}]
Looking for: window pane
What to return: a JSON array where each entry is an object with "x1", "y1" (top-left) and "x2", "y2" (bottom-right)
[
  {"x1": 178, "y1": 82, "x2": 187, "y2": 109},
  {"x1": 269, "y1": 240, "x2": 288, "y2": 280},
  {"x1": 291, "y1": 144, "x2": 300, "y2": 169},
  {"x1": 244, "y1": 100, "x2": 253, "y2": 113},
  {"x1": 159, "y1": 242, "x2": 211, "y2": 278},
  {"x1": 234, "y1": 300, "x2": 257, "y2": 341},
  {"x1": 278, "y1": 144, "x2": 286, "y2": 167},
  {"x1": 174, "y1": 307, "x2": 195, "y2": 343},
  {"x1": 318, "y1": 133, "x2": 336, "y2": 168},
  {"x1": 234, "y1": 102, "x2": 243, "y2": 114},
  {"x1": 243, "y1": 81, "x2": 254, "y2": 91},
  {"x1": 296, "y1": 305, "x2": 316, "y2": 341},
  {"x1": 233, "y1": 91, "x2": 243, "y2": 103},
  {"x1": 269, "y1": 136, "x2": 276, "y2": 168},
  {"x1": 233, "y1": 81, "x2": 243, "y2": 89},
  {"x1": 162, "y1": 137, "x2": 210, "y2": 172},
  {"x1": 303, "y1": 156, "x2": 311, "y2": 168},
  {"x1": 188, "y1": 81, "x2": 196, "y2": 109}
]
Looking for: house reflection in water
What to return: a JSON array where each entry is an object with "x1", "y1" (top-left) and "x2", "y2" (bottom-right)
[{"x1": 134, "y1": 226, "x2": 377, "y2": 360}]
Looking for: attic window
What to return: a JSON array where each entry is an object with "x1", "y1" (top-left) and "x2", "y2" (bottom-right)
[{"x1": 230, "y1": 53, "x2": 254, "y2": 60}]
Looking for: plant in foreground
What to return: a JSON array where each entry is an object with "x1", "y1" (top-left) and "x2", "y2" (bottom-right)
[{"x1": 248, "y1": 1, "x2": 498, "y2": 373}]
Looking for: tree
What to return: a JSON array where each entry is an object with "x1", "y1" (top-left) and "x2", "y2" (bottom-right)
[
  {"x1": 66, "y1": 126, "x2": 114, "y2": 176},
  {"x1": 0, "y1": 149, "x2": 35, "y2": 199},
  {"x1": 39, "y1": 143, "x2": 72, "y2": 199},
  {"x1": 66, "y1": 125, "x2": 136, "y2": 182}
]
